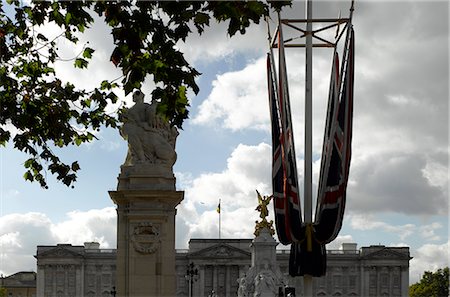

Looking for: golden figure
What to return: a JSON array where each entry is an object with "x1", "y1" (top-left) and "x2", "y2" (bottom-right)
[{"x1": 254, "y1": 190, "x2": 275, "y2": 236}]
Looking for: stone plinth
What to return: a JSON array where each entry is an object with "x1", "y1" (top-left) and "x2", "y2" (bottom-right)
[
  {"x1": 110, "y1": 169, "x2": 183, "y2": 297},
  {"x1": 117, "y1": 165, "x2": 175, "y2": 191},
  {"x1": 238, "y1": 228, "x2": 285, "y2": 297},
  {"x1": 251, "y1": 228, "x2": 279, "y2": 271}
]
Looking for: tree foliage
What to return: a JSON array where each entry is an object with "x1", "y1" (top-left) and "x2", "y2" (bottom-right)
[
  {"x1": 0, "y1": 1, "x2": 291, "y2": 188},
  {"x1": 409, "y1": 267, "x2": 449, "y2": 297}
]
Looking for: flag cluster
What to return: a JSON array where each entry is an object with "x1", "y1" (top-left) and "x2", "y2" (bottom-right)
[{"x1": 267, "y1": 20, "x2": 355, "y2": 277}]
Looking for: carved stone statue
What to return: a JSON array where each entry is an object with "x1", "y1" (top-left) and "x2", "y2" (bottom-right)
[
  {"x1": 120, "y1": 90, "x2": 178, "y2": 170},
  {"x1": 254, "y1": 190, "x2": 275, "y2": 237},
  {"x1": 237, "y1": 267, "x2": 256, "y2": 297},
  {"x1": 253, "y1": 263, "x2": 277, "y2": 297}
]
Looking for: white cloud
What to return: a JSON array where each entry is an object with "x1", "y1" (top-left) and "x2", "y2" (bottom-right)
[
  {"x1": 348, "y1": 152, "x2": 448, "y2": 216},
  {"x1": 179, "y1": 17, "x2": 267, "y2": 65},
  {"x1": 409, "y1": 240, "x2": 450, "y2": 284},
  {"x1": 183, "y1": 142, "x2": 271, "y2": 209},
  {"x1": 176, "y1": 142, "x2": 272, "y2": 247},
  {"x1": 348, "y1": 214, "x2": 446, "y2": 245},
  {"x1": 192, "y1": 57, "x2": 269, "y2": 131},
  {"x1": 348, "y1": 214, "x2": 415, "y2": 241},
  {"x1": 326, "y1": 234, "x2": 355, "y2": 250},
  {"x1": 0, "y1": 208, "x2": 116, "y2": 276},
  {"x1": 422, "y1": 158, "x2": 449, "y2": 189},
  {"x1": 51, "y1": 207, "x2": 116, "y2": 248},
  {"x1": 419, "y1": 222, "x2": 443, "y2": 242}
]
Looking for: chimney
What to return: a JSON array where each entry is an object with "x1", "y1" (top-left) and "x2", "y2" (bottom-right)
[
  {"x1": 342, "y1": 243, "x2": 357, "y2": 251},
  {"x1": 84, "y1": 242, "x2": 100, "y2": 249}
]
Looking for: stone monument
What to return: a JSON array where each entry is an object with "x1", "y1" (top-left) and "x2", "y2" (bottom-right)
[
  {"x1": 109, "y1": 90, "x2": 184, "y2": 297},
  {"x1": 237, "y1": 191, "x2": 285, "y2": 297}
]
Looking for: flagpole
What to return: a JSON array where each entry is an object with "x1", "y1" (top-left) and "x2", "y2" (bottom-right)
[
  {"x1": 218, "y1": 198, "x2": 221, "y2": 239},
  {"x1": 304, "y1": 0, "x2": 314, "y2": 295}
]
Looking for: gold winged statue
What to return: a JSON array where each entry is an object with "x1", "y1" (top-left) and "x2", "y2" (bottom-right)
[{"x1": 254, "y1": 190, "x2": 275, "y2": 236}]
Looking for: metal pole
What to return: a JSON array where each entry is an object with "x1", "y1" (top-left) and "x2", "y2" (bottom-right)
[
  {"x1": 186, "y1": 263, "x2": 198, "y2": 297},
  {"x1": 219, "y1": 198, "x2": 221, "y2": 239},
  {"x1": 304, "y1": 0, "x2": 314, "y2": 295}
]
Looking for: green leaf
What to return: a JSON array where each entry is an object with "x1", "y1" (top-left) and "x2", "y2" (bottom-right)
[
  {"x1": 71, "y1": 161, "x2": 80, "y2": 171},
  {"x1": 24, "y1": 158, "x2": 33, "y2": 168},
  {"x1": 77, "y1": 23, "x2": 85, "y2": 33},
  {"x1": 65, "y1": 12, "x2": 72, "y2": 24},
  {"x1": 82, "y1": 47, "x2": 95, "y2": 59},
  {"x1": 74, "y1": 58, "x2": 88, "y2": 69},
  {"x1": 106, "y1": 91, "x2": 118, "y2": 103},
  {"x1": 36, "y1": 33, "x2": 48, "y2": 42},
  {"x1": 23, "y1": 171, "x2": 33, "y2": 182},
  {"x1": 100, "y1": 80, "x2": 111, "y2": 90},
  {"x1": 74, "y1": 137, "x2": 82, "y2": 146}
]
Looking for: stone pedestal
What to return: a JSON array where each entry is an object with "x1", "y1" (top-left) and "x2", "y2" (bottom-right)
[
  {"x1": 238, "y1": 228, "x2": 285, "y2": 297},
  {"x1": 251, "y1": 228, "x2": 279, "y2": 272},
  {"x1": 110, "y1": 166, "x2": 183, "y2": 297}
]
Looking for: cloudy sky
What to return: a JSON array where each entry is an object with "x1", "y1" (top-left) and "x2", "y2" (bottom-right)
[{"x1": 0, "y1": 1, "x2": 448, "y2": 285}]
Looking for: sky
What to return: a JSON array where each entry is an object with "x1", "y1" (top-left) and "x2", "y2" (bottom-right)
[{"x1": 0, "y1": 1, "x2": 449, "y2": 285}]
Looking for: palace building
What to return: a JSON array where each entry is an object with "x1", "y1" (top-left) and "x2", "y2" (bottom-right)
[
  {"x1": 0, "y1": 271, "x2": 37, "y2": 297},
  {"x1": 35, "y1": 240, "x2": 411, "y2": 297}
]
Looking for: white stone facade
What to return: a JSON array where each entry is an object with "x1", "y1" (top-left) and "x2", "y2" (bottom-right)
[
  {"x1": 35, "y1": 243, "x2": 116, "y2": 297},
  {"x1": 36, "y1": 241, "x2": 410, "y2": 297}
]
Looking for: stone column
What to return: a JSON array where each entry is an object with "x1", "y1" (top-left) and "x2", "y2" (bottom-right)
[
  {"x1": 199, "y1": 266, "x2": 205, "y2": 297},
  {"x1": 111, "y1": 90, "x2": 186, "y2": 296},
  {"x1": 400, "y1": 265, "x2": 409, "y2": 297},
  {"x1": 238, "y1": 227, "x2": 284, "y2": 297},
  {"x1": 226, "y1": 265, "x2": 231, "y2": 297},
  {"x1": 110, "y1": 164, "x2": 183, "y2": 297},
  {"x1": 36, "y1": 265, "x2": 45, "y2": 297},
  {"x1": 251, "y1": 228, "x2": 278, "y2": 271},
  {"x1": 362, "y1": 266, "x2": 370, "y2": 297}
]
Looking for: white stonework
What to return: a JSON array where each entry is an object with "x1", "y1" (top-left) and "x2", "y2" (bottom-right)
[
  {"x1": 109, "y1": 189, "x2": 183, "y2": 297},
  {"x1": 36, "y1": 241, "x2": 411, "y2": 297},
  {"x1": 110, "y1": 90, "x2": 183, "y2": 297},
  {"x1": 120, "y1": 90, "x2": 178, "y2": 172},
  {"x1": 35, "y1": 243, "x2": 116, "y2": 297},
  {"x1": 236, "y1": 228, "x2": 284, "y2": 297}
]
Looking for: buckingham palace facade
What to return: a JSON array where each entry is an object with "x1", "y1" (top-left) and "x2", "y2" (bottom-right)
[{"x1": 35, "y1": 240, "x2": 411, "y2": 297}]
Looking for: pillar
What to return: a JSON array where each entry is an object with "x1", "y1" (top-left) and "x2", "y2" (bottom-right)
[{"x1": 110, "y1": 164, "x2": 183, "y2": 297}]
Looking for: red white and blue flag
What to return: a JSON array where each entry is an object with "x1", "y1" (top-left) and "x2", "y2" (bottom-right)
[
  {"x1": 267, "y1": 12, "x2": 354, "y2": 277},
  {"x1": 277, "y1": 18, "x2": 303, "y2": 243},
  {"x1": 315, "y1": 28, "x2": 355, "y2": 244},
  {"x1": 267, "y1": 53, "x2": 291, "y2": 245},
  {"x1": 267, "y1": 17, "x2": 305, "y2": 244}
]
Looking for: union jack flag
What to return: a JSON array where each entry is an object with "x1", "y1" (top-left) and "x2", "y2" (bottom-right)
[
  {"x1": 277, "y1": 19, "x2": 303, "y2": 243},
  {"x1": 268, "y1": 15, "x2": 354, "y2": 278},
  {"x1": 315, "y1": 28, "x2": 354, "y2": 244},
  {"x1": 267, "y1": 53, "x2": 291, "y2": 244}
]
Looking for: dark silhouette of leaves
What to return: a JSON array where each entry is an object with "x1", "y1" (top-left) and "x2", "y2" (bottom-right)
[{"x1": 0, "y1": 1, "x2": 291, "y2": 188}]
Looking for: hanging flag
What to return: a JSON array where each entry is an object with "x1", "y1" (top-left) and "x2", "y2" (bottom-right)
[
  {"x1": 315, "y1": 51, "x2": 340, "y2": 226},
  {"x1": 216, "y1": 202, "x2": 221, "y2": 214},
  {"x1": 266, "y1": 9, "x2": 355, "y2": 279},
  {"x1": 277, "y1": 17, "x2": 303, "y2": 242},
  {"x1": 314, "y1": 28, "x2": 354, "y2": 244},
  {"x1": 267, "y1": 53, "x2": 291, "y2": 245},
  {"x1": 289, "y1": 51, "x2": 340, "y2": 278}
]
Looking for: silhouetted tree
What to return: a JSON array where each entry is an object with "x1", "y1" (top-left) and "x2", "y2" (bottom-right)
[
  {"x1": 0, "y1": 1, "x2": 291, "y2": 187},
  {"x1": 409, "y1": 267, "x2": 449, "y2": 297}
]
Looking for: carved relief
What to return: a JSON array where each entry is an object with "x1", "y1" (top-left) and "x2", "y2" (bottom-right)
[
  {"x1": 131, "y1": 222, "x2": 160, "y2": 254},
  {"x1": 214, "y1": 246, "x2": 232, "y2": 257}
]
